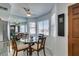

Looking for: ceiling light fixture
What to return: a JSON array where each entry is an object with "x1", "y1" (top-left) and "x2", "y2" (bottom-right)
[{"x1": 24, "y1": 8, "x2": 31, "y2": 17}]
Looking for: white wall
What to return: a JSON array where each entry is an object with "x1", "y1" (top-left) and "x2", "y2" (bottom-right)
[
  {"x1": 0, "y1": 20, "x2": 3, "y2": 41},
  {"x1": 55, "y1": 3, "x2": 69, "y2": 56},
  {"x1": 46, "y1": 3, "x2": 69, "y2": 56},
  {"x1": 51, "y1": 3, "x2": 69, "y2": 56},
  {"x1": 0, "y1": 20, "x2": 8, "y2": 41}
]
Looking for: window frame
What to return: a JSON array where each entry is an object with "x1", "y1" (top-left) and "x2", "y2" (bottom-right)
[{"x1": 37, "y1": 19, "x2": 49, "y2": 36}]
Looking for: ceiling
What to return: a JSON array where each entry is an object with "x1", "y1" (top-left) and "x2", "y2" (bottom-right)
[
  {"x1": 0, "y1": 3, "x2": 53, "y2": 19},
  {"x1": 10, "y1": 3, "x2": 53, "y2": 18}
]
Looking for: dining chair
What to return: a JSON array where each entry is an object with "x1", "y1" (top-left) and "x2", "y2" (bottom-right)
[
  {"x1": 11, "y1": 39, "x2": 29, "y2": 56},
  {"x1": 31, "y1": 37, "x2": 46, "y2": 56},
  {"x1": 16, "y1": 33, "x2": 22, "y2": 40}
]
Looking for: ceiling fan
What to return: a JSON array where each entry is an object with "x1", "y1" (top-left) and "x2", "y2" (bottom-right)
[
  {"x1": 23, "y1": 7, "x2": 31, "y2": 16},
  {"x1": 0, "y1": 6, "x2": 8, "y2": 11}
]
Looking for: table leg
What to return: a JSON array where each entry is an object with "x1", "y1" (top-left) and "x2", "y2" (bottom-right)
[{"x1": 29, "y1": 44, "x2": 32, "y2": 56}]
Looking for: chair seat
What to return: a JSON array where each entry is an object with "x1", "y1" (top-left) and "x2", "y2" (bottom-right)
[
  {"x1": 17, "y1": 44, "x2": 29, "y2": 50},
  {"x1": 31, "y1": 43, "x2": 43, "y2": 50}
]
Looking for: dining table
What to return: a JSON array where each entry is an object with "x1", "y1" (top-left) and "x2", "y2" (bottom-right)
[{"x1": 18, "y1": 37, "x2": 38, "y2": 56}]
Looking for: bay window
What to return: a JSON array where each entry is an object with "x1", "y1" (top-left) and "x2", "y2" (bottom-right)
[
  {"x1": 37, "y1": 20, "x2": 49, "y2": 35},
  {"x1": 20, "y1": 24, "x2": 27, "y2": 33},
  {"x1": 29, "y1": 22, "x2": 36, "y2": 35}
]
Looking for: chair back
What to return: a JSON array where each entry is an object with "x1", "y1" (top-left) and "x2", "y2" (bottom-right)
[
  {"x1": 12, "y1": 39, "x2": 17, "y2": 50},
  {"x1": 22, "y1": 34, "x2": 28, "y2": 39},
  {"x1": 37, "y1": 36, "x2": 46, "y2": 49},
  {"x1": 16, "y1": 33, "x2": 21, "y2": 40}
]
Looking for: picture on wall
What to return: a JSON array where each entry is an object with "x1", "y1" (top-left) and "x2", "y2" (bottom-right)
[{"x1": 58, "y1": 13, "x2": 65, "y2": 36}]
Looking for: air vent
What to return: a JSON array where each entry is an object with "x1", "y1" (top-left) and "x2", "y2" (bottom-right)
[{"x1": 0, "y1": 6, "x2": 8, "y2": 11}]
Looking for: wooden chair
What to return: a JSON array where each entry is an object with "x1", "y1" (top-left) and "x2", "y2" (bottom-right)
[
  {"x1": 16, "y1": 33, "x2": 22, "y2": 40},
  {"x1": 11, "y1": 39, "x2": 29, "y2": 56},
  {"x1": 31, "y1": 37, "x2": 46, "y2": 56}
]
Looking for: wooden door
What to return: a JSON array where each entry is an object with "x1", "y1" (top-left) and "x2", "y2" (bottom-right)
[{"x1": 68, "y1": 4, "x2": 79, "y2": 56}]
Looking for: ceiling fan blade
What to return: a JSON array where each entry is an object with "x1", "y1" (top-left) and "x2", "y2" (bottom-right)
[{"x1": 23, "y1": 8, "x2": 29, "y2": 11}]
